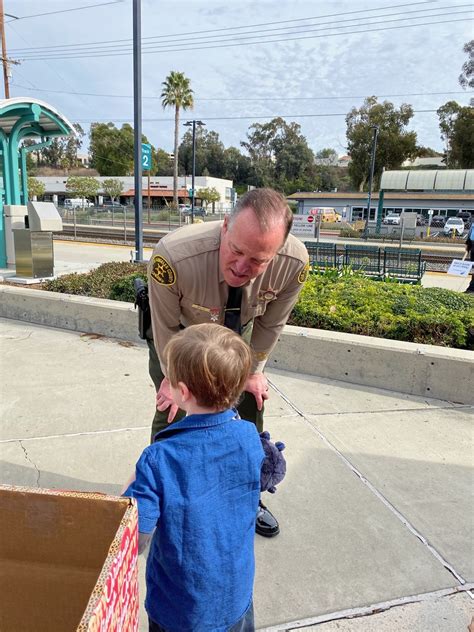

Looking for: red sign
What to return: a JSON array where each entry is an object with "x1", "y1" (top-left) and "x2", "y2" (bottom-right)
[
  {"x1": 309, "y1": 208, "x2": 319, "y2": 216},
  {"x1": 307, "y1": 216, "x2": 314, "y2": 223}
]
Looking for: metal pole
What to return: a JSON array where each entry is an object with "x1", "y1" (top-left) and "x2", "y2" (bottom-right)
[
  {"x1": 0, "y1": 0, "x2": 9, "y2": 99},
  {"x1": 363, "y1": 125, "x2": 379, "y2": 239},
  {"x1": 147, "y1": 170, "x2": 151, "y2": 225},
  {"x1": 132, "y1": 0, "x2": 143, "y2": 261},
  {"x1": 191, "y1": 120, "x2": 196, "y2": 224}
]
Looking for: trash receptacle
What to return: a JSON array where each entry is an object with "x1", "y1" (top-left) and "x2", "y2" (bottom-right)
[{"x1": 13, "y1": 201, "x2": 62, "y2": 278}]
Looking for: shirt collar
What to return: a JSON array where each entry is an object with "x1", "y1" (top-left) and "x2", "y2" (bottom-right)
[{"x1": 157, "y1": 409, "x2": 238, "y2": 436}]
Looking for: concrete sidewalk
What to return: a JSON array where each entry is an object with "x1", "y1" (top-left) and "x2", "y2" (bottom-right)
[{"x1": 1, "y1": 318, "x2": 472, "y2": 630}]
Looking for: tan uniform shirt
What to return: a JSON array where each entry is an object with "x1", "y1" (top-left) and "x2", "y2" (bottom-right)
[{"x1": 148, "y1": 221, "x2": 309, "y2": 374}]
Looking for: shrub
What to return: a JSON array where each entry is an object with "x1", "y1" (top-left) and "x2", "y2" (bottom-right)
[
  {"x1": 43, "y1": 262, "x2": 147, "y2": 299},
  {"x1": 289, "y1": 272, "x2": 474, "y2": 349},
  {"x1": 109, "y1": 272, "x2": 147, "y2": 302}
]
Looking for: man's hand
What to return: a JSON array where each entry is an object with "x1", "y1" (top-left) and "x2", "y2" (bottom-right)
[
  {"x1": 245, "y1": 373, "x2": 269, "y2": 411},
  {"x1": 156, "y1": 377, "x2": 178, "y2": 423}
]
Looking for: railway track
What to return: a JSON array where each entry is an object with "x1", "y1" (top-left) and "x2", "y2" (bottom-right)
[{"x1": 58, "y1": 223, "x2": 465, "y2": 272}]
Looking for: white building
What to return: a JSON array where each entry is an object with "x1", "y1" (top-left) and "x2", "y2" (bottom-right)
[{"x1": 36, "y1": 175, "x2": 234, "y2": 210}]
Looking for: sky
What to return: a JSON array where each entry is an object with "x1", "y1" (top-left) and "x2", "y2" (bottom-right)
[{"x1": 5, "y1": 0, "x2": 474, "y2": 158}]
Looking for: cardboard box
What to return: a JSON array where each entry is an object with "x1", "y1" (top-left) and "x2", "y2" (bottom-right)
[{"x1": 0, "y1": 485, "x2": 139, "y2": 632}]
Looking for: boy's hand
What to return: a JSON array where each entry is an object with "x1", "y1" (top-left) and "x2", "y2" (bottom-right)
[
  {"x1": 245, "y1": 373, "x2": 269, "y2": 411},
  {"x1": 156, "y1": 377, "x2": 178, "y2": 423}
]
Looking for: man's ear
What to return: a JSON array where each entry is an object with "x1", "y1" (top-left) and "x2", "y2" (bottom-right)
[{"x1": 222, "y1": 215, "x2": 229, "y2": 233}]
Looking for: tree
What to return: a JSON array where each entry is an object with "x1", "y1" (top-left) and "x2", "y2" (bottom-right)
[
  {"x1": 437, "y1": 101, "x2": 474, "y2": 168},
  {"x1": 197, "y1": 187, "x2": 220, "y2": 211},
  {"x1": 41, "y1": 123, "x2": 84, "y2": 169},
  {"x1": 154, "y1": 148, "x2": 174, "y2": 176},
  {"x1": 89, "y1": 122, "x2": 152, "y2": 176},
  {"x1": 346, "y1": 97, "x2": 417, "y2": 190},
  {"x1": 222, "y1": 146, "x2": 255, "y2": 186},
  {"x1": 66, "y1": 176, "x2": 100, "y2": 207},
  {"x1": 103, "y1": 178, "x2": 124, "y2": 202},
  {"x1": 241, "y1": 117, "x2": 317, "y2": 193},
  {"x1": 161, "y1": 71, "x2": 194, "y2": 207},
  {"x1": 459, "y1": 40, "x2": 474, "y2": 99},
  {"x1": 178, "y1": 128, "x2": 227, "y2": 178},
  {"x1": 415, "y1": 146, "x2": 443, "y2": 158},
  {"x1": 315, "y1": 148, "x2": 338, "y2": 166},
  {"x1": 27, "y1": 177, "x2": 45, "y2": 200}
]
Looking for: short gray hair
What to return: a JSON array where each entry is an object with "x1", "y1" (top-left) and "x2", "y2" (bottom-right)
[{"x1": 229, "y1": 188, "x2": 293, "y2": 240}]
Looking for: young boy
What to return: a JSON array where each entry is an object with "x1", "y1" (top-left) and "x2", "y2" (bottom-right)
[{"x1": 123, "y1": 323, "x2": 285, "y2": 632}]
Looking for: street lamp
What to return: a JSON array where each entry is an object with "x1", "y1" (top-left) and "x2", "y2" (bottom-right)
[
  {"x1": 183, "y1": 119, "x2": 205, "y2": 223},
  {"x1": 363, "y1": 125, "x2": 379, "y2": 240}
]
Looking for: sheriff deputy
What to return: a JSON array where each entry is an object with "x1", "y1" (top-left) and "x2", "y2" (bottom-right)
[{"x1": 147, "y1": 187, "x2": 309, "y2": 537}]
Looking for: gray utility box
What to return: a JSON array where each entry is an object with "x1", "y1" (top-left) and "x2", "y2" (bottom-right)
[{"x1": 12, "y1": 202, "x2": 63, "y2": 278}]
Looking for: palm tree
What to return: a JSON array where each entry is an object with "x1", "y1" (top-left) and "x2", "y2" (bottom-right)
[{"x1": 161, "y1": 71, "x2": 194, "y2": 208}]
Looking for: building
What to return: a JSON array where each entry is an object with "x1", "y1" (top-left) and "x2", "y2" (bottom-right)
[
  {"x1": 287, "y1": 169, "x2": 474, "y2": 222},
  {"x1": 36, "y1": 175, "x2": 234, "y2": 210},
  {"x1": 402, "y1": 156, "x2": 445, "y2": 169}
]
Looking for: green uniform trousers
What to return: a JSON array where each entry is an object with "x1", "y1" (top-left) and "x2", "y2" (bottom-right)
[{"x1": 147, "y1": 338, "x2": 264, "y2": 442}]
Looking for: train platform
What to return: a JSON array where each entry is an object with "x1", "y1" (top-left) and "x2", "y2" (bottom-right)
[
  {"x1": 1, "y1": 239, "x2": 470, "y2": 292},
  {"x1": 0, "y1": 318, "x2": 472, "y2": 631}
]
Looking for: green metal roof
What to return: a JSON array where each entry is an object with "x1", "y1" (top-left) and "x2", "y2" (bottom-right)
[
  {"x1": 380, "y1": 169, "x2": 474, "y2": 191},
  {"x1": 0, "y1": 97, "x2": 75, "y2": 138}
]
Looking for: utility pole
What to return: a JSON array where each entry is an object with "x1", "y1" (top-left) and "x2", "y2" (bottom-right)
[{"x1": 1, "y1": 4, "x2": 20, "y2": 99}]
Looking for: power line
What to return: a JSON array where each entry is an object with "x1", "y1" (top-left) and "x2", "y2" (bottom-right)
[
  {"x1": 11, "y1": 84, "x2": 473, "y2": 102},
  {"x1": 72, "y1": 109, "x2": 440, "y2": 124},
  {"x1": 5, "y1": 1, "x2": 123, "y2": 23},
  {"x1": 8, "y1": 0, "x2": 438, "y2": 52},
  {"x1": 16, "y1": 16, "x2": 472, "y2": 61}
]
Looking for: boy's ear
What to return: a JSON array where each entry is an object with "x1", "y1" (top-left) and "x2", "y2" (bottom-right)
[{"x1": 178, "y1": 381, "x2": 191, "y2": 402}]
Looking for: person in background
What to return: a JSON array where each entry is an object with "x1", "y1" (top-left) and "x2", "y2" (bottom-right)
[
  {"x1": 146, "y1": 188, "x2": 308, "y2": 537},
  {"x1": 464, "y1": 222, "x2": 474, "y2": 293},
  {"x1": 123, "y1": 324, "x2": 286, "y2": 632}
]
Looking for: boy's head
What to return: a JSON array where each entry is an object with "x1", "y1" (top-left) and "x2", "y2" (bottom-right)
[{"x1": 164, "y1": 323, "x2": 252, "y2": 411}]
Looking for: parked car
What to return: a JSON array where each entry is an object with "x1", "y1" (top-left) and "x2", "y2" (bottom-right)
[
  {"x1": 443, "y1": 217, "x2": 465, "y2": 236},
  {"x1": 181, "y1": 207, "x2": 206, "y2": 217},
  {"x1": 102, "y1": 201, "x2": 126, "y2": 209},
  {"x1": 64, "y1": 198, "x2": 94, "y2": 209},
  {"x1": 430, "y1": 215, "x2": 446, "y2": 228},
  {"x1": 457, "y1": 211, "x2": 472, "y2": 227},
  {"x1": 383, "y1": 213, "x2": 401, "y2": 225}
]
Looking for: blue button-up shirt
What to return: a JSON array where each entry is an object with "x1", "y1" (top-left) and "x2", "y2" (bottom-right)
[{"x1": 124, "y1": 409, "x2": 264, "y2": 631}]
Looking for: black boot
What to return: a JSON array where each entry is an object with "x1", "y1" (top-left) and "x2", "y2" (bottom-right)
[{"x1": 256, "y1": 500, "x2": 279, "y2": 537}]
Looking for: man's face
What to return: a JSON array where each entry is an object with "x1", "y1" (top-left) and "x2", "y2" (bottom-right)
[{"x1": 219, "y1": 207, "x2": 286, "y2": 287}]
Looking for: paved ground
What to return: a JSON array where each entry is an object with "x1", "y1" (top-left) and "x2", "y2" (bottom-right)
[
  {"x1": 1, "y1": 318, "x2": 472, "y2": 630},
  {"x1": 1, "y1": 239, "x2": 471, "y2": 292}
]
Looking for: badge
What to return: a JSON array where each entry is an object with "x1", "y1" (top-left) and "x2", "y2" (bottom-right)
[
  {"x1": 209, "y1": 308, "x2": 220, "y2": 322},
  {"x1": 298, "y1": 263, "x2": 309, "y2": 284},
  {"x1": 151, "y1": 255, "x2": 176, "y2": 286},
  {"x1": 258, "y1": 289, "x2": 277, "y2": 302}
]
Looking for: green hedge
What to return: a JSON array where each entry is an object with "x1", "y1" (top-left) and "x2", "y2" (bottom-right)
[
  {"x1": 289, "y1": 273, "x2": 474, "y2": 349},
  {"x1": 42, "y1": 262, "x2": 474, "y2": 349},
  {"x1": 43, "y1": 262, "x2": 147, "y2": 299}
]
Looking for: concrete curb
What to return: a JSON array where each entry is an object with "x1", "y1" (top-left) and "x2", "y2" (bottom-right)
[{"x1": 1, "y1": 285, "x2": 473, "y2": 405}]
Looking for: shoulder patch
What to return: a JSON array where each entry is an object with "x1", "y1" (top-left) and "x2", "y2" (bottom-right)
[
  {"x1": 151, "y1": 255, "x2": 176, "y2": 286},
  {"x1": 298, "y1": 263, "x2": 310, "y2": 284}
]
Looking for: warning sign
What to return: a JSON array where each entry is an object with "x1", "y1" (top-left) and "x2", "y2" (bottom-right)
[{"x1": 291, "y1": 215, "x2": 316, "y2": 236}]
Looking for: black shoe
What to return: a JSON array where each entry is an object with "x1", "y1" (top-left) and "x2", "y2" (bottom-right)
[{"x1": 256, "y1": 501, "x2": 280, "y2": 537}]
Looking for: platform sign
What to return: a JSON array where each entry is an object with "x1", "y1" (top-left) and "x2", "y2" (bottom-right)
[
  {"x1": 141, "y1": 143, "x2": 152, "y2": 171},
  {"x1": 447, "y1": 259, "x2": 473, "y2": 277},
  {"x1": 291, "y1": 214, "x2": 316, "y2": 236}
]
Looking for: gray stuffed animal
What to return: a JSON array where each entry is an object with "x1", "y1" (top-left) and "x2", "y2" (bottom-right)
[{"x1": 259, "y1": 431, "x2": 286, "y2": 493}]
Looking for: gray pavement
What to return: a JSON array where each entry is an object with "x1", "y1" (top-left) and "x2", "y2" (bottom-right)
[{"x1": 1, "y1": 318, "x2": 472, "y2": 631}]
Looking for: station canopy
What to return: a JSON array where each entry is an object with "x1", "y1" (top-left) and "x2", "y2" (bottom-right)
[
  {"x1": 0, "y1": 97, "x2": 75, "y2": 138},
  {"x1": 380, "y1": 169, "x2": 474, "y2": 192}
]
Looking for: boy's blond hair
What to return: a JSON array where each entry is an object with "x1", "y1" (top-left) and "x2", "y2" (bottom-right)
[{"x1": 164, "y1": 323, "x2": 252, "y2": 410}]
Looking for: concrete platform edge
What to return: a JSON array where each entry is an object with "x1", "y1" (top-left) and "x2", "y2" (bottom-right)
[{"x1": 1, "y1": 285, "x2": 473, "y2": 404}]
